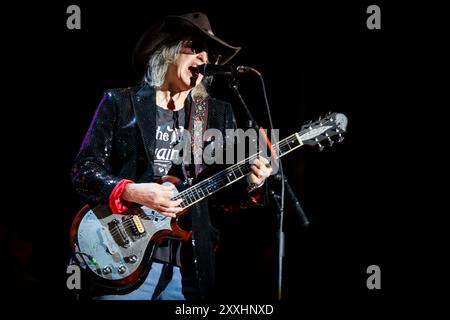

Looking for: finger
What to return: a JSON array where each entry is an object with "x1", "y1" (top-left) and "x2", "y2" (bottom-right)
[
  {"x1": 261, "y1": 165, "x2": 272, "y2": 174},
  {"x1": 164, "y1": 205, "x2": 183, "y2": 214},
  {"x1": 251, "y1": 164, "x2": 264, "y2": 176},
  {"x1": 160, "y1": 198, "x2": 183, "y2": 209},
  {"x1": 168, "y1": 206, "x2": 184, "y2": 216},
  {"x1": 156, "y1": 204, "x2": 180, "y2": 217},
  {"x1": 252, "y1": 158, "x2": 261, "y2": 166},
  {"x1": 159, "y1": 210, "x2": 177, "y2": 218},
  {"x1": 252, "y1": 160, "x2": 271, "y2": 171},
  {"x1": 168, "y1": 198, "x2": 183, "y2": 207},
  {"x1": 258, "y1": 157, "x2": 271, "y2": 168},
  {"x1": 262, "y1": 160, "x2": 271, "y2": 168},
  {"x1": 148, "y1": 204, "x2": 174, "y2": 218},
  {"x1": 261, "y1": 169, "x2": 270, "y2": 179},
  {"x1": 250, "y1": 163, "x2": 263, "y2": 171},
  {"x1": 248, "y1": 173, "x2": 259, "y2": 183},
  {"x1": 250, "y1": 168, "x2": 265, "y2": 180},
  {"x1": 248, "y1": 174, "x2": 264, "y2": 185}
]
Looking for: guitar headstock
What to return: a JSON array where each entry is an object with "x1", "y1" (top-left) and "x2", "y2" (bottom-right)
[{"x1": 299, "y1": 112, "x2": 348, "y2": 151}]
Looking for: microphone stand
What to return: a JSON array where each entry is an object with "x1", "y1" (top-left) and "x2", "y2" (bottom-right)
[
  {"x1": 227, "y1": 77, "x2": 260, "y2": 132},
  {"x1": 226, "y1": 74, "x2": 309, "y2": 302},
  {"x1": 275, "y1": 174, "x2": 310, "y2": 227}
]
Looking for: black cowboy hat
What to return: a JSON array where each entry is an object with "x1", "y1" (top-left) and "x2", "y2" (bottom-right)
[{"x1": 132, "y1": 12, "x2": 241, "y2": 75}]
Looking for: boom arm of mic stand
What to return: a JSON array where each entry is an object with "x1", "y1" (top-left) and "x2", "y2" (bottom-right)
[{"x1": 227, "y1": 76, "x2": 260, "y2": 131}]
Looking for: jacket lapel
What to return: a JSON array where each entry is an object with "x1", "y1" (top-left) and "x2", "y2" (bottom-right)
[{"x1": 132, "y1": 83, "x2": 156, "y2": 165}]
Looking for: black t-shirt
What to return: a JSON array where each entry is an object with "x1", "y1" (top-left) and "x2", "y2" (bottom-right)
[
  {"x1": 152, "y1": 106, "x2": 188, "y2": 267},
  {"x1": 153, "y1": 106, "x2": 186, "y2": 179}
]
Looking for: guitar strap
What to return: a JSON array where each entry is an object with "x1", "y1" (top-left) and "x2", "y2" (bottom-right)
[
  {"x1": 183, "y1": 95, "x2": 216, "y2": 298},
  {"x1": 182, "y1": 95, "x2": 209, "y2": 182}
]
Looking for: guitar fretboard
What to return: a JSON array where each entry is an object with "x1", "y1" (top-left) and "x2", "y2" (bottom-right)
[{"x1": 172, "y1": 131, "x2": 304, "y2": 209}]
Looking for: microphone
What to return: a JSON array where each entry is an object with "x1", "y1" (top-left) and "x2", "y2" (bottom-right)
[{"x1": 198, "y1": 64, "x2": 252, "y2": 76}]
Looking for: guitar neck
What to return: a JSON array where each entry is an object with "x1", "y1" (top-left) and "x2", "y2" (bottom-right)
[{"x1": 172, "y1": 131, "x2": 304, "y2": 209}]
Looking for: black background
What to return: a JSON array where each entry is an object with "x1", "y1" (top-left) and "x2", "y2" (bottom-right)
[{"x1": 2, "y1": 0, "x2": 441, "y2": 316}]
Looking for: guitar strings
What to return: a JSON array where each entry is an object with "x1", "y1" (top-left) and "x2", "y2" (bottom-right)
[
  {"x1": 175, "y1": 120, "x2": 339, "y2": 205},
  {"x1": 172, "y1": 133, "x2": 299, "y2": 206},
  {"x1": 173, "y1": 137, "x2": 295, "y2": 207},
  {"x1": 173, "y1": 135, "x2": 290, "y2": 201}
]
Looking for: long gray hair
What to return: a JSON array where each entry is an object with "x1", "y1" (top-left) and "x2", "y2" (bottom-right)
[{"x1": 144, "y1": 40, "x2": 211, "y2": 98}]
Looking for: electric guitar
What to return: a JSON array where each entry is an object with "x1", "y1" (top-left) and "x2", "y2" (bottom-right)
[{"x1": 70, "y1": 112, "x2": 348, "y2": 289}]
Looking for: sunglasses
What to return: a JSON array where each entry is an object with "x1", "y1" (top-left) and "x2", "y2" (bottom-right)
[
  {"x1": 180, "y1": 40, "x2": 209, "y2": 55},
  {"x1": 180, "y1": 40, "x2": 223, "y2": 65}
]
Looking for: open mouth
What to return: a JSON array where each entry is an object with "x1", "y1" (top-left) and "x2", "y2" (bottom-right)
[{"x1": 189, "y1": 65, "x2": 200, "y2": 78}]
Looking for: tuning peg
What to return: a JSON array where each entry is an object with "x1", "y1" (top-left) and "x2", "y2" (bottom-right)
[
  {"x1": 327, "y1": 136, "x2": 334, "y2": 146},
  {"x1": 325, "y1": 133, "x2": 334, "y2": 146},
  {"x1": 315, "y1": 138, "x2": 324, "y2": 151},
  {"x1": 338, "y1": 133, "x2": 344, "y2": 142},
  {"x1": 318, "y1": 143, "x2": 324, "y2": 151}
]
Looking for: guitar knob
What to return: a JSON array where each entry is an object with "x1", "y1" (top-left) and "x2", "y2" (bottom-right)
[
  {"x1": 118, "y1": 265, "x2": 127, "y2": 274},
  {"x1": 125, "y1": 255, "x2": 138, "y2": 264},
  {"x1": 102, "y1": 266, "x2": 112, "y2": 275}
]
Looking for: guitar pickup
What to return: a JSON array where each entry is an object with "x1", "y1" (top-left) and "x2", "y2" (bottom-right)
[
  {"x1": 108, "y1": 219, "x2": 130, "y2": 248},
  {"x1": 123, "y1": 215, "x2": 146, "y2": 237}
]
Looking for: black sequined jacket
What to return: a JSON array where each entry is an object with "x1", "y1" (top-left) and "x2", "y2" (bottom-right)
[{"x1": 72, "y1": 83, "x2": 238, "y2": 202}]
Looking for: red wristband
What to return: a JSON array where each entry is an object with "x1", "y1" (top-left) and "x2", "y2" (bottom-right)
[{"x1": 109, "y1": 179, "x2": 134, "y2": 214}]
